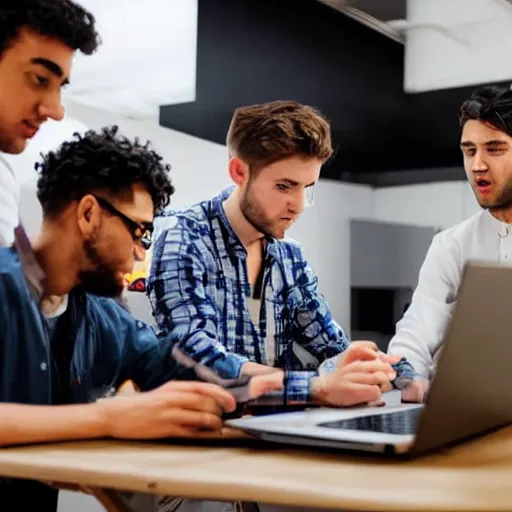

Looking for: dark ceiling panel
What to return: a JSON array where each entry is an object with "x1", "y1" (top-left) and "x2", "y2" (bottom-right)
[
  {"x1": 350, "y1": 0, "x2": 406, "y2": 21},
  {"x1": 159, "y1": 0, "x2": 501, "y2": 186}
]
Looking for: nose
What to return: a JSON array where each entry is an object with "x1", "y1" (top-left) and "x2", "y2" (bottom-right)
[
  {"x1": 38, "y1": 94, "x2": 65, "y2": 122},
  {"x1": 471, "y1": 149, "x2": 488, "y2": 173},
  {"x1": 133, "y1": 243, "x2": 146, "y2": 262},
  {"x1": 288, "y1": 188, "x2": 306, "y2": 215}
]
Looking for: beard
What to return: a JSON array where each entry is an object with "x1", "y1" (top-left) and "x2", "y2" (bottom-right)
[
  {"x1": 477, "y1": 180, "x2": 512, "y2": 210},
  {"x1": 78, "y1": 235, "x2": 124, "y2": 297},
  {"x1": 240, "y1": 186, "x2": 286, "y2": 239}
]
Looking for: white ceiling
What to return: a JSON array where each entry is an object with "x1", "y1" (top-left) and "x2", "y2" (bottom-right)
[{"x1": 63, "y1": 0, "x2": 198, "y2": 120}]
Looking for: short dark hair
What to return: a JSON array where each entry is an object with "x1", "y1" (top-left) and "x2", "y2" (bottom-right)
[
  {"x1": 0, "y1": 0, "x2": 100, "y2": 57},
  {"x1": 226, "y1": 100, "x2": 333, "y2": 172},
  {"x1": 459, "y1": 85, "x2": 512, "y2": 135},
  {"x1": 35, "y1": 126, "x2": 175, "y2": 216}
]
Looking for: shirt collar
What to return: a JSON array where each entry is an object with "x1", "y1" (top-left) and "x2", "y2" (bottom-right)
[{"x1": 485, "y1": 209, "x2": 512, "y2": 237}]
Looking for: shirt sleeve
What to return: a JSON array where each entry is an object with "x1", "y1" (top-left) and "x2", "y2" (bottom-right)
[
  {"x1": 147, "y1": 218, "x2": 248, "y2": 379},
  {"x1": 388, "y1": 232, "x2": 461, "y2": 379},
  {"x1": 287, "y1": 245, "x2": 350, "y2": 363},
  {"x1": 0, "y1": 156, "x2": 19, "y2": 246}
]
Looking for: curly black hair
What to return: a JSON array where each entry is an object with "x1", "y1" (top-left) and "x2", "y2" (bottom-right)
[
  {"x1": 35, "y1": 126, "x2": 175, "y2": 216},
  {"x1": 459, "y1": 85, "x2": 512, "y2": 135},
  {"x1": 0, "y1": 0, "x2": 100, "y2": 57}
]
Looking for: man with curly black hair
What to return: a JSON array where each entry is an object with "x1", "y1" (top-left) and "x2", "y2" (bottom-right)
[
  {"x1": 0, "y1": 126, "x2": 277, "y2": 511},
  {"x1": 0, "y1": 0, "x2": 100, "y2": 244},
  {"x1": 388, "y1": 84, "x2": 512, "y2": 400}
]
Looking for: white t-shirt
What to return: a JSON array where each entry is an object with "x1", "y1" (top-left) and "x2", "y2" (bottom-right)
[
  {"x1": 388, "y1": 209, "x2": 512, "y2": 379},
  {"x1": 0, "y1": 154, "x2": 19, "y2": 246}
]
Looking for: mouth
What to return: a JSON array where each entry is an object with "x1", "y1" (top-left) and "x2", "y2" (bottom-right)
[
  {"x1": 475, "y1": 177, "x2": 492, "y2": 192},
  {"x1": 21, "y1": 121, "x2": 40, "y2": 139}
]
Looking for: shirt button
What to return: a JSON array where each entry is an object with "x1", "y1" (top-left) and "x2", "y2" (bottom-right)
[{"x1": 40, "y1": 362, "x2": 48, "y2": 371}]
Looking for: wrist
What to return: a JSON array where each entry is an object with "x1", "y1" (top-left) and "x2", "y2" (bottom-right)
[
  {"x1": 93, "y1": 397, "x2": 118, "y2": 438},
  {"x1": 309, "y1": 375, "x2": 328, "y2": 405}
]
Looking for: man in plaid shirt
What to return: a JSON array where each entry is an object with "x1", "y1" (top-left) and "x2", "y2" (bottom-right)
[{"x1": 148, "y1": 100, "x2": 416, "y2": 410}]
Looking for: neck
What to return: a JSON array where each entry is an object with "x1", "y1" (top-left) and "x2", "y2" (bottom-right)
[
  {"x1": 489, "y1": 206, "x2": 512, "y2": 224},
  {"x1": 223, "y1": 189, "x2": 264, "y2": 249},
  {"x1": 30, "y1": 223, "x2": 79, "y2": 297}
]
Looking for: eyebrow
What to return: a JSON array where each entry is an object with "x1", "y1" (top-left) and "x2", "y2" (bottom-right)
[
  {"x1": 278, "y1": 178, "x2": 317, "y2": 188},
  {"x1": 460, "y1": 140, "x2": 508, "y2": 148},
  {"x1": 30, "y1": 58, "x2": 70, "y2": 86}
]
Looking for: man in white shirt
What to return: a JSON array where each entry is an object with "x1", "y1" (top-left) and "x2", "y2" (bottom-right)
[
  {"x1": 388, "y1": 84, "x2": 512, "y2": 388},
  {"x1": 0, "y1": 0, "x2": 100, "y2": 244}
]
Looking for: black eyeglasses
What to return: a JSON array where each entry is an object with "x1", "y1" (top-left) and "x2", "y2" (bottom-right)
[{"x1": 93, "y1": 195, "x2": 154, "y2": 250}]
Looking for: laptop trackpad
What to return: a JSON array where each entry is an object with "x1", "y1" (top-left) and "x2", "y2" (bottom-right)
[{"x1": 319, "y1": 407, "x2": 423, "y2": 436}]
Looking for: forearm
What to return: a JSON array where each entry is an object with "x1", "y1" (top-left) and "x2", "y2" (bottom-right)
[
  {"x1": 0, "y1": 402, "x2": 107, "y2": 447},
  {"x1": 241, "y1": 361, "x2": 277, "y2": 376}
]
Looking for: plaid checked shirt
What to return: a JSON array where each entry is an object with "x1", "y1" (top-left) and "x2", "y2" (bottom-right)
[{"x1": 148, "y1": 187, "x2": 417, "y2": 403}]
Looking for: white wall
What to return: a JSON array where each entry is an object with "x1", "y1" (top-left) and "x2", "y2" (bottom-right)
[
  {"x1": 288, "y1": 181, "x2": 374, "y2": 331},
  {"x1": 374, "y1": 180, "x2": 481, "y2": 230}
]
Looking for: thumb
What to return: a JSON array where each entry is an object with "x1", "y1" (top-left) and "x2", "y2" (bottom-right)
[{"x1": 248, "y1": 372, "x2": 284, "y2": 399}]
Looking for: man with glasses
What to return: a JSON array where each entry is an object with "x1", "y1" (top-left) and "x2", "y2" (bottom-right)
[
  {"x1": 148, "y1": 101, "x2": 408, "y2": 409},
  {"x1": 0, "y1": 125, "x2": 271, "y2": 511}
]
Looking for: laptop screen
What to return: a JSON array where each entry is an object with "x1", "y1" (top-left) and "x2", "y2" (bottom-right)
[{"x1": 319, "y1": 407, "x2": 423, "y2": 436}]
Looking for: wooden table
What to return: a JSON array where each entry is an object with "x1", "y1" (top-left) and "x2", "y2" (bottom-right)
[{"x1": 0, "y1": 425, "x2": 512, "y2": 512}]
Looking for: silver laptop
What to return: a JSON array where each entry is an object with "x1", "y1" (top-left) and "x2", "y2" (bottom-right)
[{"x1": 227, "y1": 262, "x2": 512, "y2": 457}]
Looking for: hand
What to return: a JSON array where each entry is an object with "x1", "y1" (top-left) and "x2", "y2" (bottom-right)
[
  {"x1": 311, "y1": 342, "x2": 399, "y2": 407},
  {"x1": 397, "y1": 377, "x2": 429, "y2": 403},
  {"x1": 344, "y1": 341, "x2": 402, "y2": 393},
  {"x1": 97, "y1": 381, "x2": 237, "y2": 439},
  {"x1": 247, "y1": 371, "x2": 284, "y2": 399}
]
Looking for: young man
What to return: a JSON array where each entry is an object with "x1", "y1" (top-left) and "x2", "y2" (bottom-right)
[
  {"x1": 148, "y1": 100, "x2": 408, "y2": 410},
  {"x1": 388, "y1": 84, "x2": 512, "y2": 387},
  {"x1": 0, "y1": 0, "x2": 100, "y2": 244},
  {"x1": 0, "y1": 126, "x2": 255, "y2": 511}
]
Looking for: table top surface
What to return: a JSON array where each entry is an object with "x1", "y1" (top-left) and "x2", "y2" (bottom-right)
[{"x1": 0, "y1": 424, "x2": 511, "y2": 512}]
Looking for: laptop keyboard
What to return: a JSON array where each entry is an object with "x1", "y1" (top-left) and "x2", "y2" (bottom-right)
[{"x1": 319, "y1": 407, "x2": 423, "y2": 436}]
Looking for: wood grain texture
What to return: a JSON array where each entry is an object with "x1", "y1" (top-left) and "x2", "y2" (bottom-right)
[{"x1": 0, "y1": 426, "x2": 511, "y2": 511}]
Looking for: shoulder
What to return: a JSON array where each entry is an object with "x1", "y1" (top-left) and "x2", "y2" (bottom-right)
[
  {"x1": 0, "y1": 248, "x2": 28, "y2": 291},
  {"x1": 272, "y1": 236, "x2": 307, "y2": 261},
  {"x1": 431, "y1": 210, "x2": 485, "y2": 252},
  {"x1": 153, "y1": 199, "x2": 213, "y2": 247},
  {"x1": 0, "y1": 248, "x2": 35, "y2": 315}
]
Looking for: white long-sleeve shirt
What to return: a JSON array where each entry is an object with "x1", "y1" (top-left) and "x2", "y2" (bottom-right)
[
  {"x1": 0, "y1": 155, "x2": 18, "y2": 246},
  {"x1": 388, "y1": 209, "x2": 512, "y2": 379}
]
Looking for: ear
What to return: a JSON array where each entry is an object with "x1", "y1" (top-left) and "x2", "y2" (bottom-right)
[
  {"x1": 228, "y1": 157, "x2": 250, "y2": 186},
  {"x1": 76, "y1": 194, "x2": 101, "y2": 237}
]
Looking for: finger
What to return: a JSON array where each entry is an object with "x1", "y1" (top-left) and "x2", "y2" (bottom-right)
[
  {"x1": 375, "y1": 352, "x2": 401, "y2": 365},
  {"x1": 379, "y1": 381, "x2": 393, "y2": 393},
  {"x1": 159, "y1": 381, "x2": 237, "y2": 413},
  {"x1": 341, "y1": 382, "x2": 382, "y2": 407},
  {"x1": 344, "y1": 371, "x2": 393, "y2": 387},
  {"x1": 341, "y1": 359, "x2": 396, "y2": 378},
  {"x1": 341, "y1": 346, "x2": 381, "y2": 366},
  {"x1": 164, "y1": 409, "x2": 223, "y2": 431},
  {"x1": 154, "y1": 390, "x2": 223, "y2": 417},
  {"x1": 349, "y1": 341, "x2": 379, "y2": 352},
  {"x1": 401, "y1": 380, "x2": 427, "y2": 404},
  {"x1": 384, "y1": 354, "x2": 402, "y2": 364},
  {"x1": 248, "y1": 372, "x2": 284, "y2": 399}
]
